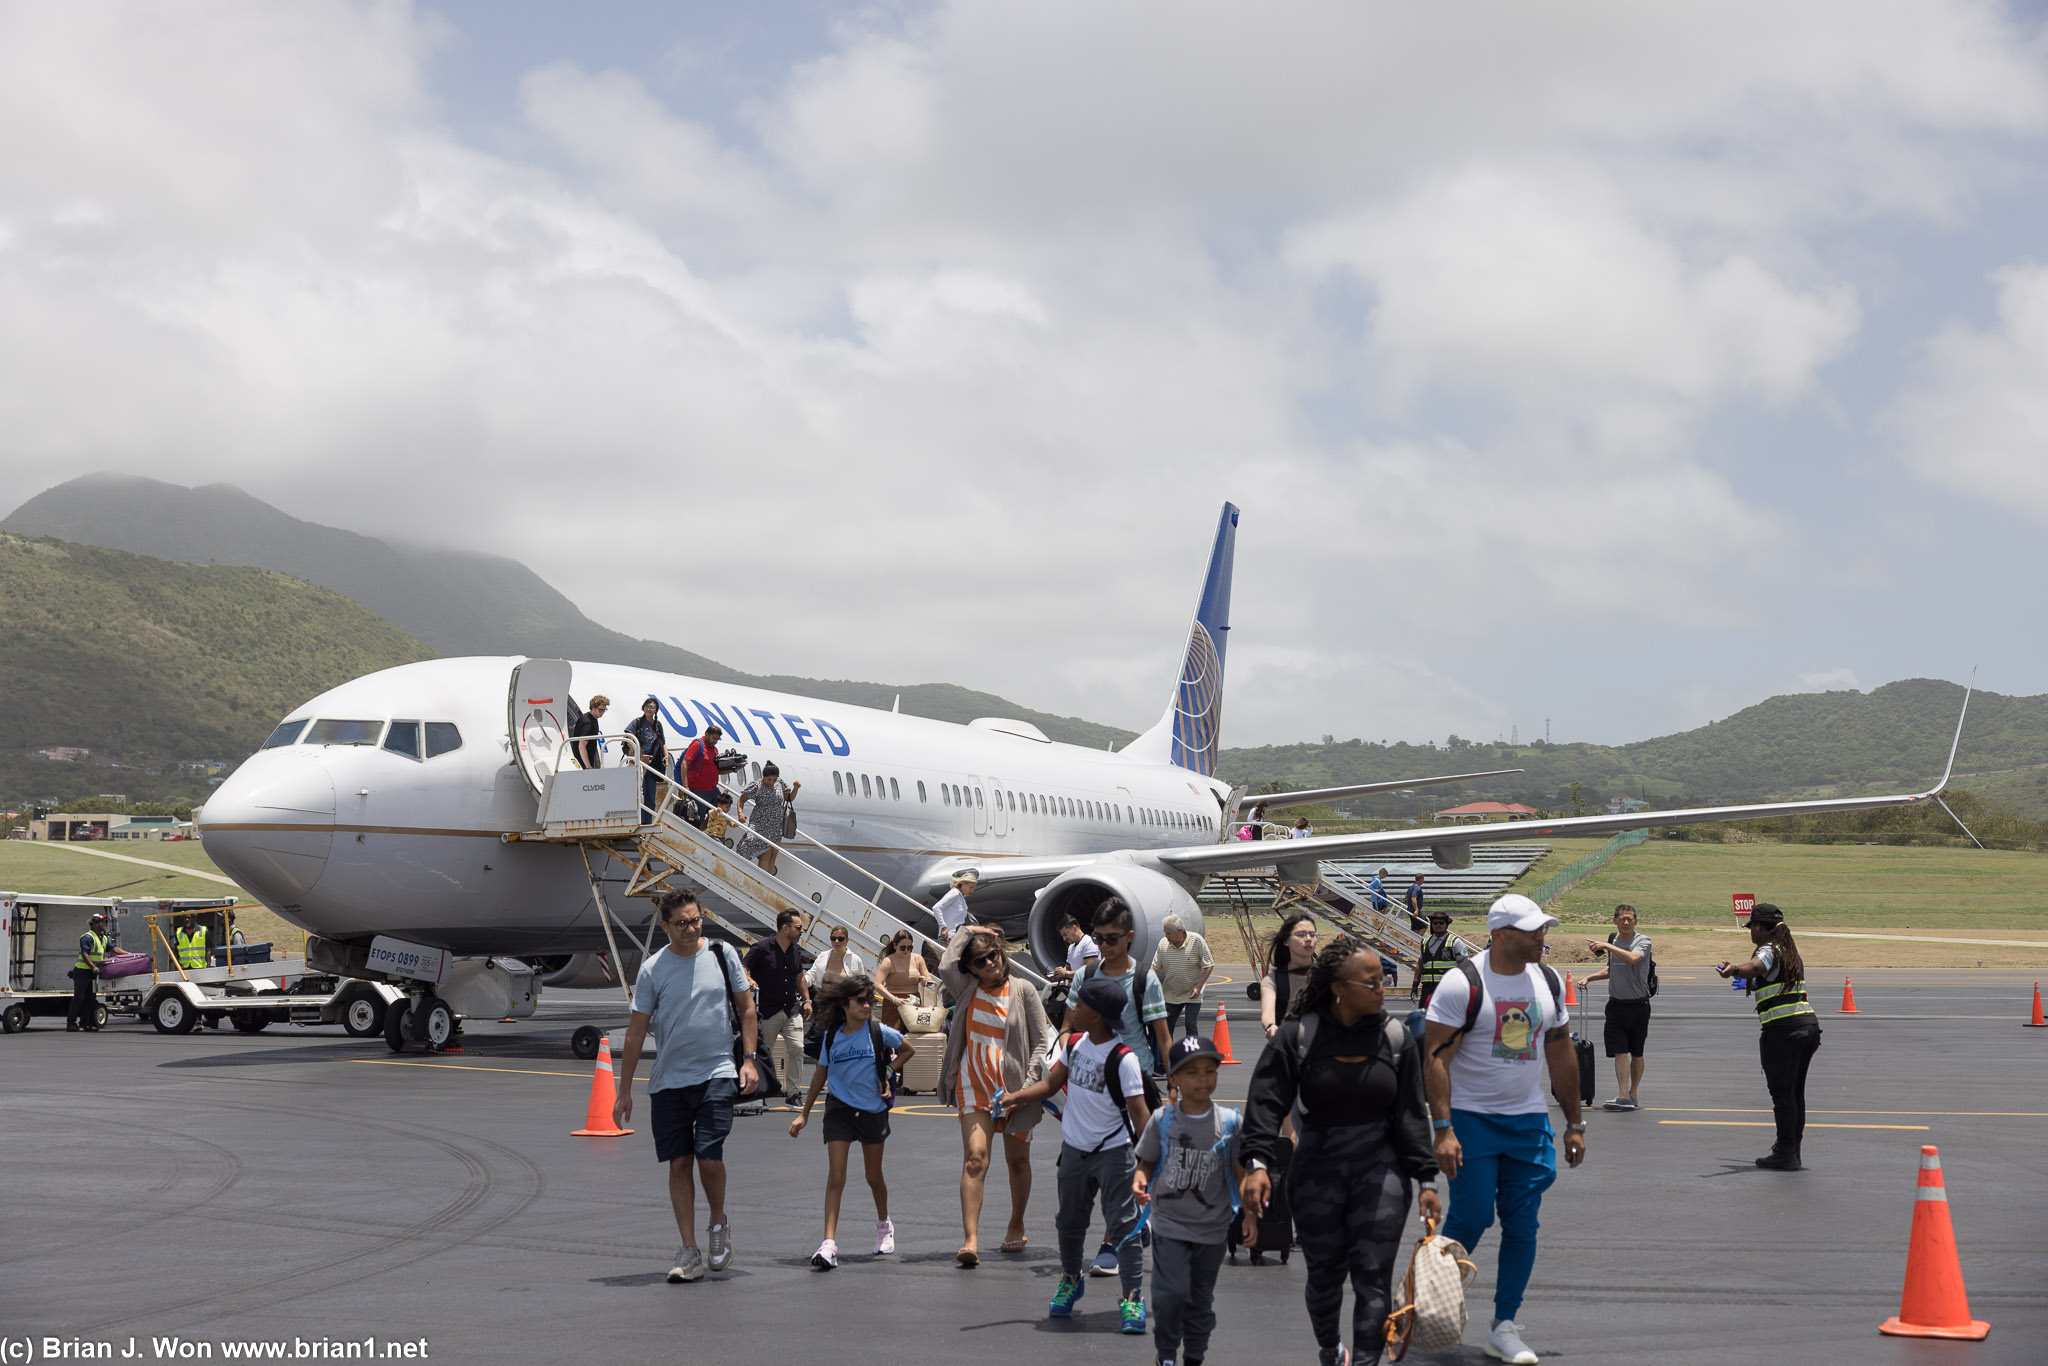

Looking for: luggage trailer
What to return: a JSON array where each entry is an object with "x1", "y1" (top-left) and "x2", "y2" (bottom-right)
[{"x1": 0, "y1": 892, "x2": 408, "y2": 1037}]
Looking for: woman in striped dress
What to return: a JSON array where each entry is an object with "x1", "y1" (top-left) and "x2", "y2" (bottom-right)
[{"x1": 939, "y1": 928, "x2": 1052, "y2": 1266}]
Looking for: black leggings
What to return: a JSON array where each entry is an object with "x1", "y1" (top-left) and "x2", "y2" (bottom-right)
[
  {"x1": 1758, "y1": 1022, "x2": 1821, "y2": 1150},
  {"x1": 1288, "y1": 1136, "x2": 1410, "y2": 1363}
]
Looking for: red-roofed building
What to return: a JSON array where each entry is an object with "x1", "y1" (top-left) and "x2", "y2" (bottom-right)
[{"x1": 1433, "y1": 801, "x2": 1541, "y2": 824}]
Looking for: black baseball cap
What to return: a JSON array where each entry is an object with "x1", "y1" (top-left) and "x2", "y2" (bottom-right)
[
  {"x1": 1075, "y1": 976, "x2": 1127, "y2": 1029},
  {"x1": 1749, "y1": 903, "x2": 1785, "y2": 930},
  {"x1": 1165, "y1": 1035, "x2": 1223, "y2": 1075}
]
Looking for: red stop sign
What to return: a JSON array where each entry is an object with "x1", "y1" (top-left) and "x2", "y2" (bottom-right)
[{"x1": 1732, "y1": 893, "x2": 1755, "y2": 919}]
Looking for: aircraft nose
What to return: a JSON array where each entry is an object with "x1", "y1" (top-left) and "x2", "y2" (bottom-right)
[{"x1": 198, "y1": 752, "x2": 336, "y2": 908}]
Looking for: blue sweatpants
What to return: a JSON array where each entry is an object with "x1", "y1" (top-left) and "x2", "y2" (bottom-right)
[{"x1": 1441, "y1": 1109, "x2": 1556, "y2": 1323}]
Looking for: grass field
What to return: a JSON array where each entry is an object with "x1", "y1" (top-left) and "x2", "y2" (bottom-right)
[{"x1": 0, "y1": 839, "x2": 299, "y2": 948}]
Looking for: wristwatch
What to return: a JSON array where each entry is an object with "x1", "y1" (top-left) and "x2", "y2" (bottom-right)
[
  {"x1": 1432, "y1": 1118, "x2": 1454, "y2": 1131},
  {"x1": 1247, "y1": 1157, "x2": 1268, "y2": 1172},
  {"x1": 1564, "y1": 1121, "x2": 1587, "y2": 1134},
  {"x1": 744, "y1": 1051, "x2": 759, "y2": 1060}
]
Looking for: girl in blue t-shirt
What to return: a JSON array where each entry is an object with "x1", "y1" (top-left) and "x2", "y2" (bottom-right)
[{"x1": 789, "y1": 972, "x2": 913, "y2": 1269}]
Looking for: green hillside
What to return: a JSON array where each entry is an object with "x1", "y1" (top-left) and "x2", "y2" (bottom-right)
[
  {"x1": 1220, "y1": 679, "x2": 2048, "y2": 822},
  {"x1": 4, "y1": 476, "x2": 1132, "y2": 749},
  {"x1": 0, "y1": 533, "x2": 434, "y2": 794}
]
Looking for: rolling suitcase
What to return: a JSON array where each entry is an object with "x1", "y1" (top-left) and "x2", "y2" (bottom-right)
[
  {"x1": 1227, "y1": 1133, "x2": 1293, "y2": 1264},
  {"x1": 1570, "y1": 979, "x2": 1596, "y2": 1107}
]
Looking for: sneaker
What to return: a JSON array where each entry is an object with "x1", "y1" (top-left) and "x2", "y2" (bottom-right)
[
  {"x1": 1619, "y1": 1096, "x2": 1639, "y2": 1110},
  {"x1": 1601, "y1": 1097, "x2": 1627, "y2": 1111},
  {"x1": 1317, "y1": 1348, "x2": 1350, "y2": 1366},
  {"x1": 1048, "y1": 1273, "x2": 1085, "y2": 1317},
  {"x1": 1485, "y1": 1319, "x2": 1537, "y2": 1364},
  {"x1": 706, "y1": 1220, "x2": 733, "y2": 1271},
  {"x1": 667, "y1": 1245, "x2": 704, "y2": 1283},
  {"x1": 1088, "y1": 1241, "x2": 1119, "y2": 1276},
  {"x1": 1119, "y1": 1292, "x2": 1147, "y2": 1335},
  {"x1": 811, "y1": 1238, "x2": 838, "y2": 1271},
  {"x1": 875, "y1": 1219, "x2": 895, "y2": 1255}
]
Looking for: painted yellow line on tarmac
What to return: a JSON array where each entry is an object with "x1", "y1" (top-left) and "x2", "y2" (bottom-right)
[
  {"x1": 1649, "y1": 1107, "x2": 2048, "y2": 1118},
  {"x1": 344, "y1": 1057, "x2": 635, "y2": 1080},
  {"x1": 1658, "y1": 1120, "x2": 1930, "y2": 1130}
]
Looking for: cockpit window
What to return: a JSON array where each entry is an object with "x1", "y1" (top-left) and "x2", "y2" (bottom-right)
[
  {"x1": 304, "y1": 719, "x2": 384, "y2": 746},
  {"x1": 383, "y1": 721, "x2": 421, "y2": 760},
  {"x1": 423, "y1": 722, "x2": 463, "y2": 759},
  {"x1": 262, "y1": 719, "x2": 308, "y2": 749}
]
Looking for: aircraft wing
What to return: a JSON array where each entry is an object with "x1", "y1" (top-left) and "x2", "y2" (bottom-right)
[{"x1": 1241, "y1": 768, "x2": 1524, "y2": 811}]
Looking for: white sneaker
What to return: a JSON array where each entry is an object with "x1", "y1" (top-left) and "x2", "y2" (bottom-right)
[
  {"x1": 1486, "y1": 1319, "x2": 1537, "y2": 1364},
  {"x1": 667, "y1": 1245, "x2": 704, "y2": 1283},
  {"x1": 811, "y1": 1238, "x2": 838, "y2": 1270},
  {"x1": 875, "y1": 1219, "x2": 896, "y2": 1255},
  {"x1": 706, "y1": 1220, "x2": 733, "y2": 1271}
]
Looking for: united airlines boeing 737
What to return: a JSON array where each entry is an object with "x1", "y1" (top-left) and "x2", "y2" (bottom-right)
[{"x1": 197, "y1": 503, "x2": 1967, "y2": 993}]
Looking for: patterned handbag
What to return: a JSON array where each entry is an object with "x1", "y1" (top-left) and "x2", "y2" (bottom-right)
[{"x1": 1385, "y1": 1215, "x2": 1477, "y2": 1360}]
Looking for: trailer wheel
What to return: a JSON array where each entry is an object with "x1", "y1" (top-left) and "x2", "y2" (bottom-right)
[
  {"x1": 94, "y1": 1003, "x2": 110, "y2": 1029},
  {"x1": 340, "y1": 992, "x2": 386, "y2": 1038},
  {"x1": 231, "y1": 1010, "x2": 269, "y2": 1034},
  {"x1": 571, "y1": 1025, "x2": 601, "y2": 1061},
  {"x1": 384, "y1": 1000, "x2": 411, "y2": 1053},
  {"x1": 152, "y1": 993, "x2": 198, "y2": 1035},
  {"x1": 2, "y1": 1003, "x2": 28, "y2": 1033}
]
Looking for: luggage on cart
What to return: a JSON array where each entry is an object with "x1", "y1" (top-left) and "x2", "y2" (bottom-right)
[
  {"x1": 98, "y1": 951, "x2": 153, "y2": 979},
  {"x1": 1228, "y1": 1133, "x2": 1293, "y2": 1264},
  {"x1": 211, "y1": 942, "x2": 272, "y2": 966}
]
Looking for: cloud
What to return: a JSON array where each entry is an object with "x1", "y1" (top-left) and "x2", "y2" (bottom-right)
[
  {"x1": 1, "y1": 1, "x2": 2046, "y2": 747},
  {"x1": 1892, "y1": 262, "x2": 2048, "y2": 523},
  {"x1": 1796, "y1": 667, "x2": 1862, "y2": 691}
]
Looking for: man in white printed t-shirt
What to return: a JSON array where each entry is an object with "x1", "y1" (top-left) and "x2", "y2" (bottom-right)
[{"x1": 1423, "y1": 894, "x2": 1586, "y2": 1366}]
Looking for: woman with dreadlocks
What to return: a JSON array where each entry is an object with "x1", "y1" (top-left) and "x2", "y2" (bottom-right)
[
  {"x1": 1239, "y1": 935, "x2": 1441, "y2": 1366},
  {"x1": 1716, "y1": 903, "x2": 1821, "y2": 1170}
]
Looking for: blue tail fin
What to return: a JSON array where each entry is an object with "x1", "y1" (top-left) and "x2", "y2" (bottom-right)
[{"x1": 1125, "y1": 503, "x2": 1236, "y2": 775}]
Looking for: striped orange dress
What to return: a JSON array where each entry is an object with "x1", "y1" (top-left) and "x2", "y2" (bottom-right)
[{"x1": 959, "y1": 980, "x2": 1011, "y2": 1113}]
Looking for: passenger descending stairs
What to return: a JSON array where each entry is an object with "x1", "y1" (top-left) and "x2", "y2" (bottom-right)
[
  {"x1": 1205, "y1": 868, "x2": 1484, "y2": 983},
  {"x1": 520, "y1": 771, "x2": 1048, "y2": 990}
]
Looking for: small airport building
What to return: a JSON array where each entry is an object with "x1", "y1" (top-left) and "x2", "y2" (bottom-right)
[{"x1": 25, "y1": 813, "x2": 192, "y2": 841}]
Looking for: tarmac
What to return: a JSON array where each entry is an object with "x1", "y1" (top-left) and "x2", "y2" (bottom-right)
[{"x1": 4, "y1": 966, "x2": 2043, "y2": 1366}]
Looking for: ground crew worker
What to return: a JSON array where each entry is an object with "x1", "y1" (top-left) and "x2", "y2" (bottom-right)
[
  {"x1": 69, "y1": 912, "x2": 109, "y2": 1031},
  {"x1": 1714, "y1": 903, "x2": 1820, "y2": 1171},
  {"x1": 175, "y1": 915, "x2": 210, "y2": 971},
  {"x1": 1406, "y1": 909, "x2": 1468, "y2": 1041}
]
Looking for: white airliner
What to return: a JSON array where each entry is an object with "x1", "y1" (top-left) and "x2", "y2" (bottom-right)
[{"x1": 197, "y1": 503, "x2": 1968, "y2": 986}]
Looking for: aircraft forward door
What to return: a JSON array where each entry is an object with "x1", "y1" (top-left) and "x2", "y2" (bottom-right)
[
  {"x1": 509, "y1": 658, "x2": 573, "y2": 798},
  {"x1": 967, "y1": 774, "x2": 989, "y2": 837},
  {"x1": 988, "y1": 776, "x2": 1008, "y2": 836}
]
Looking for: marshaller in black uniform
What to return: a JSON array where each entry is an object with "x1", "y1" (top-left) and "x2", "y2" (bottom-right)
[
  {"x1": 1240, "y1": 935, "x2": 1440, "y2": 1366},
  {"x1": 1715, "y1": 903, "x2": 1820, "y2": 1170}
]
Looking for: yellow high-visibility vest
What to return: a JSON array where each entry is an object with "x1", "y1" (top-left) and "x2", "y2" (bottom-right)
[
  {"x1": 175, "y1": 926, "x2": 209, "y2": 970},
  {"x1": 76, "y1": 930, "x2": 107, "y2": 972}
]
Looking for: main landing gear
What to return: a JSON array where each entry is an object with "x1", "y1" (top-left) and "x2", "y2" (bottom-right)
[{"x1": 384, "y1": 989, "x2": 458, "y2": 1054}]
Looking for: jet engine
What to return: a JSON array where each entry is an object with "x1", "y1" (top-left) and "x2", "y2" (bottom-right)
[
  {"x1": 1025, "y1": 861, "x2": 1205, "y2": 979},
  {"x1": 534, "y1": 950, "x2": 639, "y2": 990}
]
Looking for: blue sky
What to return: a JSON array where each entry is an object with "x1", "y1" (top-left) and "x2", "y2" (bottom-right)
[{"x1": 3, "y1": 2, "x2": 2045, "y2": 750}]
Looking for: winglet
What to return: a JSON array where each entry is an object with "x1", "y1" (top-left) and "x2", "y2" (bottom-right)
[{"x1": 1924, "y1": 669, "x2": 1974, "y2": 798}]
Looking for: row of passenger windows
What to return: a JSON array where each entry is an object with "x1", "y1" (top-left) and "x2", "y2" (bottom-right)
[
  {"x1": 262, "y1": 718, "x2": 463, "y2": 760},
  {"x1": 826, "y1": 767, "x2": 1212, "y2": 833}
]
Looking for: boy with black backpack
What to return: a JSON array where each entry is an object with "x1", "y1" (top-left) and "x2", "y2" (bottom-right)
[{"x1": 1005, "y1": 975, "x2": 1154, "y2": 1335}]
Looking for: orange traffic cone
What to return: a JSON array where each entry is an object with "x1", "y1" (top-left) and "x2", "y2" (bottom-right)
[
  {"x1": 1563, "y1": 974, "x2": 1579, "y2": 1007},
  {"x1": 572, "y1": 1036, "x2": 634, "y2": 1137},
  {"x1": 1213, "y1": 1000, "x2": 1241, "y2": 1064},
  {"x1": 2025, "y1": 983, "x2": 2046, "y2": 1029},
  {"x1": 1878, "y1": 1145, "x2": 1989, "y2": 1340},
  {"x1": 1839, "y1": 977, "x2": 1861, "y2": 1014}
]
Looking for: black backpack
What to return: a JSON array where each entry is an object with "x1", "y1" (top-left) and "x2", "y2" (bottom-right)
[
  {"x1": 1064, "y1": 1031, "x2": 1164, "y2": 1140},
  {"x1": 1609, "y1": 932, "x2": 1659, "y2": 998},
  {"x1": 710, "y1": 941, "x2": 778, "y2": 1099},
  {"x1": 820, "y1": 1018, "x2": 897, "y2": 1110},
  {"x1": 1082, "y1": 960, "x2": 1166, "y2": 1073}
]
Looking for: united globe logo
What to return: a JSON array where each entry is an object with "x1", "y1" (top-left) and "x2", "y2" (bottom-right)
[{"x1": 1172, "y1": 621, "x2": 1223, "y2": 775}]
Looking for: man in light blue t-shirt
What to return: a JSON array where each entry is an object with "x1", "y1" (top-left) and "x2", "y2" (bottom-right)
[{"x1": 616, "y1": 892, "x2": 759, "y2": 1285}]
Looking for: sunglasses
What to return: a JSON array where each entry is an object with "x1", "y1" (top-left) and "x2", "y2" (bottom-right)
[
  {"x1": 970, "y1": 952, "x2": 1002, "y2": 969},
  {"x1": 831, "y1": 935, "x2": 848, "y2": 944}
]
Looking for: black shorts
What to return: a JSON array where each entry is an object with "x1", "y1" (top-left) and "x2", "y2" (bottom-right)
[
  {"x1": 1604, "y1": 998, "x2": 1652, "y2": 1057},
  {"x1": 822, "y1": 1094, "x2": 891, "y2": 1146},
  {"x1": 651, "y1": 1077, "x2": 737, "y2": 1163}
]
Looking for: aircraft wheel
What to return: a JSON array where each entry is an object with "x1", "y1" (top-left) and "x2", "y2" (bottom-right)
[
  {"x1": 1245, "y1": 982, "x2": 1262, "y2": 1001},
  {"x1": 341, "y1": 992, "x2": 386, "y2": 1038},
  {"x1": 571, "y1": 1025, "x2": 601, "y2": 1061},
  {"x1": 2, "y1": 1003, "x2": 28, "y2": 1033},
  {"x1": 384, "y1": 1000, "x2": 411, "y2": 1053},
  {"x1": 152, "y1": 993, "x2": 198, "y2": 1035},
  {"x1": 419, "y1": 1000, "x2": 454, "y2": 1050}
]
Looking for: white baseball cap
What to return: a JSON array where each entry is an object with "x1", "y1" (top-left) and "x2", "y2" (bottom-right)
[{"x1": 1487, "y1": 893, "x2": 1559, "y2": 933}]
